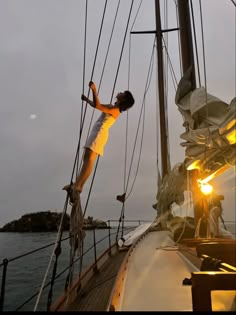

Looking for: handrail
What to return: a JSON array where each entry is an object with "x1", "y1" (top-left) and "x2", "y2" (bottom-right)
[
  {"x1": 0, "y1": 235, "x2": 70, "y2": 267},
  {"x1": 0, "y1": 219, "x2": 147, "y2": 311}
]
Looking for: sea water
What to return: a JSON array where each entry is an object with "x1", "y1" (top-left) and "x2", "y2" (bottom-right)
[
  {"x1": 0, "y1": 229, "x2": 118, "y2": 312},
  {"x1": 0, "y1": 223, "x2": 235, "y2": 312}
]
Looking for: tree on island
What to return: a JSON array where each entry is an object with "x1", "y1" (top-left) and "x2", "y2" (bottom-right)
[{"x1": 0, "y1": 211, "x2": 109, "y2": 232}]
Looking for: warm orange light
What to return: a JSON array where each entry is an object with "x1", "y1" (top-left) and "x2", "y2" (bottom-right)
[
  {"x1": 207, "y1": 271, "x2": 216, "y2": 275},
  {"x1": 224, "y1": 128, "x2": 236, "y2": 144},
  {"x1": 200, "y1": 164, "x2": 231, "y2": 184},
  {"x1": 199, "y1": 182, "x2": 213, "y2": 195},
  {"x1": 186, "y1": 159, "x2": 201, "y2": 171},
  {"x1": 219, "y1": 118, "x2": 236, "y2": 144}
]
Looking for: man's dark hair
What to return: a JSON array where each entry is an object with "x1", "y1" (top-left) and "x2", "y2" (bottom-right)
[{"x1": 119, "y1": 90, "x2": 135, "y2": 112}]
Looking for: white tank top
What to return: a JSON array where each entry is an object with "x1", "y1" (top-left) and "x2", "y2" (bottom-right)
[
  {"x1": 84, "y1": 113, "x2": 117, "y2": 156},
  {"x1": 93, "y1": 112, "x2": 116, "y2": 131}
]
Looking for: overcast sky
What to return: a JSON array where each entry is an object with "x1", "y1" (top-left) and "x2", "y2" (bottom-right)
[{"x1": 0, "y1": 0, "x2": 235, "y2": 227}]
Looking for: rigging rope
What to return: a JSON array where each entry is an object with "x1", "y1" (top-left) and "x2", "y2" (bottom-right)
[
  {"x1": 80, "y1": 0, "x2": 109, "y2": 144},
  {"x1": 164, "y1": 0, "x2": 169, "y2": 115},
  {"x1": 124, "y1": 0, "x2": 143, "y2": 192},
  {"x1": 174, "y1": 0, "x2": 183, "y2": 76},
  {"x1": 119, "y1": 0, "x2": 144, "y2": 235},
  {"x1": 79, "y1": 0, "x2": 88, "y2": 173},
  {"x1": 34, "y1": 0, "x2": 110, "y2": 310},
  {"x1": 125, "y1": 42, "x2": 155, "y2": 201},
  {"x1": 85, "y1": 0, "x2": 121, "y2": 141},
  {"x1": 65, "y1": 0, "x2": 90, "y2": 296},
  {"x1": 163, "y1": 0, "x2": 171, "y2": 172},
  {"x1": 198, "y1": 0, "x2": 215, "y2": 175},
  {"x1": 122, "y1": 2, "x2": 156, "y2": 202},
  {"x1": 110, "y1": 0, "x2": 135, "y2": 102},
  {"x1": 63, "y1": 0, "x2": 92, "y2": 302},
  {"x1": 65, "y1": 0, "x2": 109, "y2": 301},
  {"x1": 116, "y1": 40, "x2": 156, "y2": 239},
  {"x1": 190, "y1": 0, "x2": 201, "y2": 87},
  {"x1": 198, "y1": 0, "x2": 207, "y2": 92},
  {"x1": 64, "y1": 0, "x2": 136, "y2": 291},
  {"x1": 77, "y1": 0, "x2": 122, "y2": 223},
  {"x1": 82, "y1": 0, "x2": 135, "y2": 220},
  {"x1": 33, "y1": 194, "x2": 71, "y2": 311},
  {"x1": 162, "y1": 38, "x2": 178, "y2": 91}
]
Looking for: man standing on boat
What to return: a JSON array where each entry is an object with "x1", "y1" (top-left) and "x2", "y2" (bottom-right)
[{"x1": 64, "y1": 81, "x2": 135, "y2": 195}]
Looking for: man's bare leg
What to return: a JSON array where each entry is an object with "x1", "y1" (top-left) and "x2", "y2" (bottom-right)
[{"x1": 75, "y1": 148, "x2": 98, "y2": 193}]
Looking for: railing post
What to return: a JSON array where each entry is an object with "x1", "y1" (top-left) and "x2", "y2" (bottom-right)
[
  {"x1": 116, "y1": 217, "x2": 122, "y2": 243},
  {"x1": 108, "y1": 220, "x2": 111, "y2": 256},
  {"x1": 0, "y1": 258, "x2": 9, "y2": 312},
  {"x1": 93, "y1": 228, "x2": 98, "y2": 273},
  {"x1": 121, "y1": 211, "x2": 125, "y2": 239}
]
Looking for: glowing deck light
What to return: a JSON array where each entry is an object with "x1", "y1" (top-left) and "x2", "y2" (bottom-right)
[
  {"x1": 225, "y1": 128, "x2": 236, "y2": 144},
  {"x1": 199, "y1": 182, "x2": 213, "y2": 195}
]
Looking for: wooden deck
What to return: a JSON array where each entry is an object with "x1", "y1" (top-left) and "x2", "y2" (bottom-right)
[
  {"x1": 116, "y1": 230, "x2": 199, "y2": 311},
  {"x1": 66, "y1": 250, "x2": 127, "y2": 311}
]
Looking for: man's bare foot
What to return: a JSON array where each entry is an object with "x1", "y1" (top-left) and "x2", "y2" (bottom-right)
[
  {"x1": 62, "y1": 183, "x2": 72, "y2": 192},
  {"x1": 74, "y1": 186, "x2": 82, "y2": 193},
  {"x1": 62, "y1": 183, "x2": 81, "y2": 203},
  {"x1": 62, "y1": 183, "x2": 82, "y2": 193}
]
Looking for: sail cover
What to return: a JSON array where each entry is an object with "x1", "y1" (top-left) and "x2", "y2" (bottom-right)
[{"x1": 175, "y1": 68, "x2": 236, "y2": 181}]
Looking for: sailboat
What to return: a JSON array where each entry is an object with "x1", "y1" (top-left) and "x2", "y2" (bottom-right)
[
  {"x1": 47, "y1": 0, "x2": 236, "y2": 312},
  {"x1": 0, "y1": 0, "x2": 235, "y2": 312}
]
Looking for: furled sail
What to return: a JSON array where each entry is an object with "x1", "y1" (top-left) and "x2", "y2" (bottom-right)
[
  {"x1": 155, "y1": 67, "x2": 235, "y2": 217},
  {"x1": 175, "y1": 67, "x2": 236, "y2": 182},
  {"x1": 155, "y1": 162, "x2": 186, "y2": 216}
]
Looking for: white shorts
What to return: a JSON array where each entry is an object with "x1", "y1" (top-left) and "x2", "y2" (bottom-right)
[{"x1": 84, "y1": 128, "x2": 109, "y2": 156}]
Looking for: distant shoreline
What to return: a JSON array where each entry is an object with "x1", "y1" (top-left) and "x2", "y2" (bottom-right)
[{"x1": 0, "y1": 211, "x2": 110, "y2": 232}]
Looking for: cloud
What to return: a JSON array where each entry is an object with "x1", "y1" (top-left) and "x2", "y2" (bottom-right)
[{"x1": 0, "y1": 0, "x2": 235, "y2": 228}]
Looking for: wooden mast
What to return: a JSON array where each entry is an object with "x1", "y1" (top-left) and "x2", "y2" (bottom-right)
[
  {"x1": 177, "y1": 0, "x2": 196, "y2": 89},
  {"x1": 155, "y1": 0, "x2": 169, "y2": 179},
  {"x1": 132, "y1": 1, "x2": 179, "y2": 180},
  {"x1": 177, "y1": 0, "x2": 202, "y2": 228}
]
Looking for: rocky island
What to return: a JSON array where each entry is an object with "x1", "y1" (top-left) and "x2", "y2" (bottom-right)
[{"x1": 0, "y1": 211, "x2": 109, "y2": 232}]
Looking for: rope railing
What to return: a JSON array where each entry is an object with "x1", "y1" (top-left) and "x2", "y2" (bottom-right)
[{"x1": 0, "y1": 219, "x2": 146, "y2": 311}]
